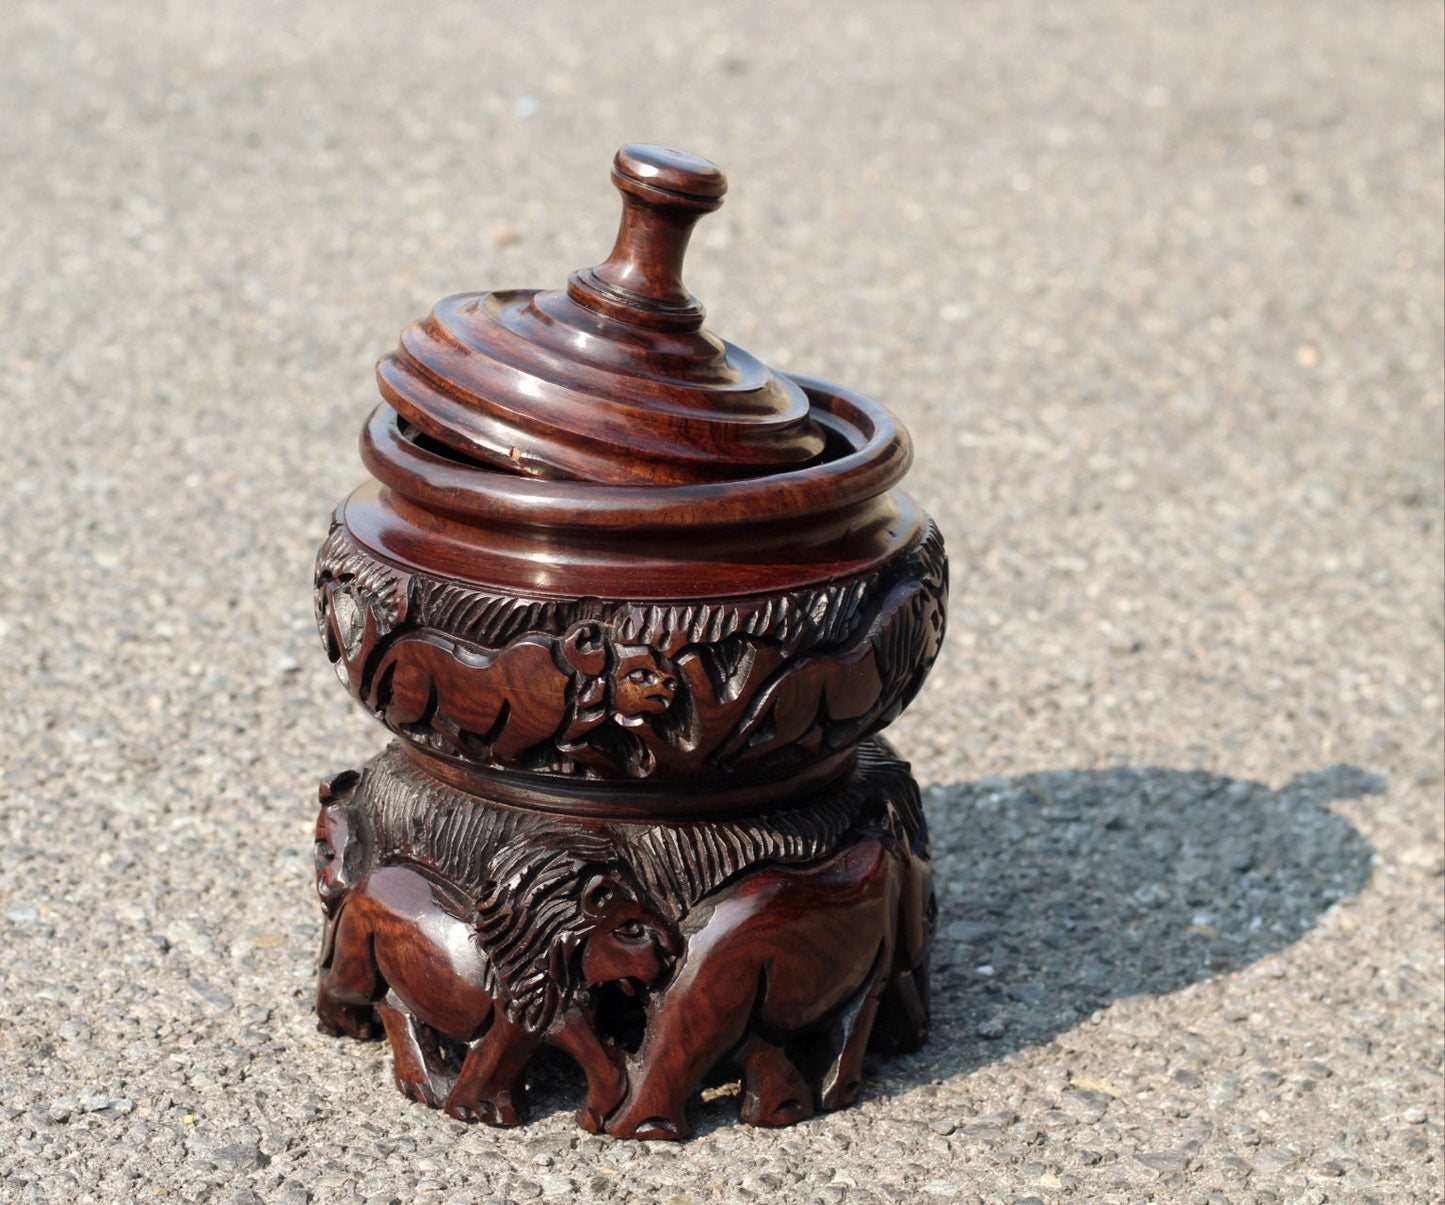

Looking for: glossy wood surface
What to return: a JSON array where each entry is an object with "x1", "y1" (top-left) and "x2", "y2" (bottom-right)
[
  {"x1": 312, "y1": 145, "x2": 946, "y2": 1136},
  {"x1": 375, "y1": 144, "x2": 824, "y2": 486}
]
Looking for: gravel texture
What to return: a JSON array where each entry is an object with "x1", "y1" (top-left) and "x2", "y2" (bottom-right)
[{"x1": 2, "y1": 2, "x2": 1442, "y2": 1203}]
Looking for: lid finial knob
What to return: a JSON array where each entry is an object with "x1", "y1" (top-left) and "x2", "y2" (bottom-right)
[{"x1": 567, "y1": 144, "x2": 728, "y2": 331}]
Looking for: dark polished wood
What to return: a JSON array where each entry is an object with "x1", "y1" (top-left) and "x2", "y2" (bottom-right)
[{"x1": 311, "y1": 145, "x2": 946, "y2": 1137}]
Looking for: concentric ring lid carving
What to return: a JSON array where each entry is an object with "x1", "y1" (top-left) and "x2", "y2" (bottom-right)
[{"x1": 377, "y1": 144, "x2": 828, "y2": 487}]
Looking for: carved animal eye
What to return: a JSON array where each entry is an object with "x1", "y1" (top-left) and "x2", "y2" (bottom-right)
[
  {"x1": 616, "y1": 920, "x2": 645, "y2": 939},
  {"x1": 627, "y1": 669, "x2": 654, "y2": 685}
]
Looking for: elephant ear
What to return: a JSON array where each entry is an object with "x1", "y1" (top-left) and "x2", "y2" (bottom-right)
[
  {"x1": 562, "y1": 622, "x2": 609, "y2": 678},
  {"x1": 318, "y1": 769, "x2": 360, "y2": 804},
  {"x1": 580, "y1": 873, "x2": 618, "y2": 918}
]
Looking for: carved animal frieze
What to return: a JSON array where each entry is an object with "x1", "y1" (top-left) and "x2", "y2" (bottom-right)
[
  {"x1": 313, "y1": 740, "x2": 934, "y2": 1134},
  {"x1": 369, "y1": 623, "x2": 682, "y2": 776},
  {"x1": 314, "y1": 524, "x2": 947, "y2": 780}
]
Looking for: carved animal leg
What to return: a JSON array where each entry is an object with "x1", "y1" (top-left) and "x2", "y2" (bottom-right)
[
  {"x1": 314, "y1": 908, "x2": 377, "y2": 1040},
  {"x1": 871, "y1": 847, "x2": 934, "y2": 1055},
  {"x1": 444, "y1": 1013, "x2": 536, "y2": 1127},
  {"x1": 315, "y1": 980, "x2": 376, "y2": 1041},
  {"x1": 547, "y1": 1008, "x2": 627, "y2": 1134},
  {"x1": 817, "y1": 943, "x2": 890, "y2": 1111},
  {"x1": 607, "y1": 978, "x2": 759, "y2": 1140},
  {"x1": 377, "y1": 993, "x2": 450, "y2": 1108},
  {"x1": 428, "y1": 711, "x2": 472, "y2": 760},
  {"x1": 869, "y1": 957, "x2": 931, "y2": 1054},
  {"x1": 736, "y1": 1033, "x2": 814, "y2": 1128}
]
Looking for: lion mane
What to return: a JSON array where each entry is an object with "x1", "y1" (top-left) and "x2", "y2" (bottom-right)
[
  {"x1": 329, "y1": 739, "x2": 925, "y2": 1030},
  {"x1": 470, "y1": 831, "x2": 628, "y2": 1034},
  {"x1": 340, "y1": 753, "x2": 638, "y2": 1034}
]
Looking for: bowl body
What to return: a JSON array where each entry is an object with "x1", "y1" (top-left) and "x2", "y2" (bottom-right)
[{"x1": 317, "y1": 377, "x2": 946, "y2": 811}]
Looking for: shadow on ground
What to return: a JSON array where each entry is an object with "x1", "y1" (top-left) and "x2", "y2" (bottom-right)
[
  {"x1": 888, "y1": 762, "x2": 1382, "y2": 1081},
  {"x1": 519, "y1": 762, "x2": 1381, "y2": 1132}
]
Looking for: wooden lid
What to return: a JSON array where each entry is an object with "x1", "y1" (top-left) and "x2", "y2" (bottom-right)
[{"x1": 375, "y1": 144, "x2": 827, "y2": 487}]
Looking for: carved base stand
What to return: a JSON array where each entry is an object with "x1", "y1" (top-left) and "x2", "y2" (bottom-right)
[{"x1": 314, "y1": 738, "x2": 935, "y2": 1138}]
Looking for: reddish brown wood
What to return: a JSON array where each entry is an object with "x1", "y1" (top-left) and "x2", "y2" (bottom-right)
[
  {"x1": 315, "y1": 781, "x2": 679, "y2": 1131},
  {"x1": 311, "y1": 145, "x2": 946, "y2": 1137}
]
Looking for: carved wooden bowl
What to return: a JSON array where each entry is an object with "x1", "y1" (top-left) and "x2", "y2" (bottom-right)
[{"x1": 311, "y1": 145, "x2": 947, "y2": 1137}]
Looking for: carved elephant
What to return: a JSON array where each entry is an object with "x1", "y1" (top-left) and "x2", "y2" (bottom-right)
[{"x1": 604, "y1": 830, "x2": 934, "y2": 1139}]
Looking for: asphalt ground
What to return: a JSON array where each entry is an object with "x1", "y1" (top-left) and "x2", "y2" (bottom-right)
[{"x1": 0, "y1": 3, "x2": 1441, "y2": 1203}]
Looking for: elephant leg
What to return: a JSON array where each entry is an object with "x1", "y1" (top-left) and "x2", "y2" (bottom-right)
[
  {"x1": 872, "y1": 849, "x2": 934, "y2": 1055},
  {"x1": 736, "y1": 1033, "x2": 813, "y2": 1128},
  {"x1": 869, "y1": 955, "x2": 931, "y2": 1054},
  {"x1": 314, "y1": 906, "x2": 377, "y2": 1040},
  {"x1": 315, "y1": 978, "x2": 375, "y2": 1040},
  {"x1": 607, "y1": 976, "x2": 760, "y2": 1141},
  {"x1": 377, "y1": 993, "x2": 449, "y2": 1108},
  {"x1": 818, "y1": 942, "x2": 890, "y2": 1111},
  {"x1": 444, "y1": 1012, "x2": 536, "y2": 1127},
  {"x1": 546, "y1": 1007, "x2": 627, "y2": 1134}
]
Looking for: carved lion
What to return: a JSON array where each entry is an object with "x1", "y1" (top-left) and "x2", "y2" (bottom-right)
[
  {"x1": 313, "y1": 791, "x2": 680, "y2": 1129},
  {"x1": 365, "y1": 621, "x2": 680, "y2": 774}
]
